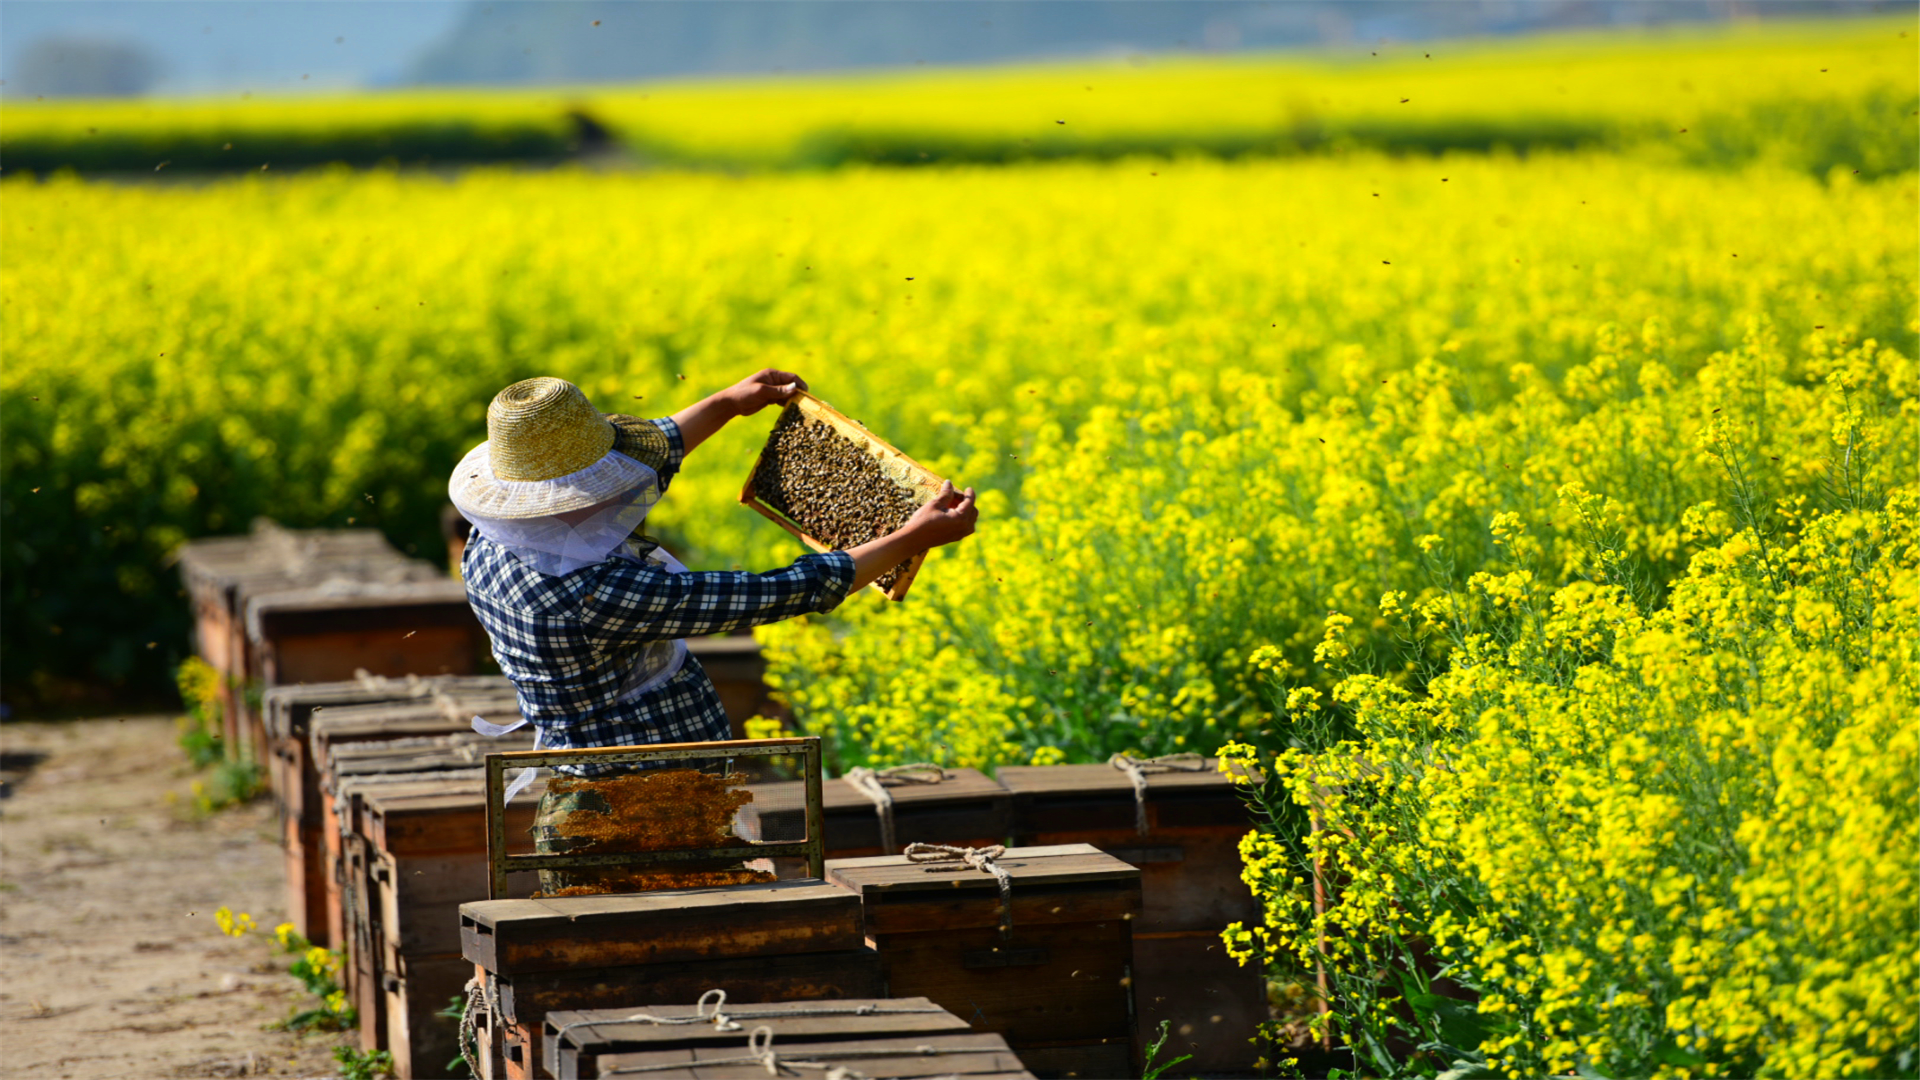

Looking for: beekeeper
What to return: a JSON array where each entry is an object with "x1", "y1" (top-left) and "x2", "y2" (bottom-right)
[{"x1": 447, "y1": 370, "x2": 976, "y2": 768}]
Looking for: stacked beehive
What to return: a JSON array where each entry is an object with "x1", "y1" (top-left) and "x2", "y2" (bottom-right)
[
  {"x1": 828, "y1": 843, "x2": 1142, "y2": 1079},
  {"x1": 542, "y1": 996, "x2": 1025, "y2": 1080},
  {"x1": 461, "y1": 883, "x2": 886, "y2": 1079},
  {"x1": 997, "y1": 758, "x2": 1266, "y2": 1073},
  {"x1": 307, "y1": 684, "x2": 519, "y2": 946},
  {"x1": 356, "y1": 770, "x2": 543, "y2": 1076},
  {"x1": 265, "y1": 673, "x2": 511, "y2": 945},
  {"x1": 312, "y1": 696, "x2": 535, "y2": 1074},
  {"x1": 175, "y1": 519, "x2": 485, "y2": 763}
]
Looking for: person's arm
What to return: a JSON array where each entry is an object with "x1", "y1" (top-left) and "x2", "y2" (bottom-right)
[
  {"x1": 670, "y1": 368, "x2": 808, "y2": 456},
  {"x1": 582, "y1": 481, "x2": 979, "y2": 642}
]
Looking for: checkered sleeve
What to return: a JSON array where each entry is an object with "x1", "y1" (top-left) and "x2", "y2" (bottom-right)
[
  {"x1": 606, "y1": 414, "x2": 685, "y2": 491},
  {"x1": 648, "y1": 416, "x2": 685, "y2": 486},
  {"x1": 580, "y1": 550, "x2": 856, "y2": 645}
]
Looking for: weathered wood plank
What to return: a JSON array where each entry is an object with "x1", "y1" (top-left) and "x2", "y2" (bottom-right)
[
  {"x1": 589, "y1": 1032, "x2": 1027, "y2": 1080},
  {"x1": 872, "y1": 922, "x2": 1134, "y2": 1046},
  {"x1": 461, "y1": 883, "x2": 864, "y2": 975},
  {"x1": 998, "y1": 762, "x2": 1254, "y2": 834},
  {"x1": 366, "y1": 780, "x2": 540, "y2": 857},
  {"x1": 497, "y1": 948, "x2": 886, "y2": 1080},
  {"x1": 1132, "y1": 932, "x2": 1267, "y2": 1074},
  {"x1": 827, "y1": 845, "x2": 1141, "y2": 934},
  {"x1": 381, "y1": 947, "x2": 472, "y2": 1080},
  {"x1": 544, "y1": 996, "x2": 965, "y2": 1079}
]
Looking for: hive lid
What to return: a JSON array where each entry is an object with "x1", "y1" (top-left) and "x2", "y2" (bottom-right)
[
  {"x1": 264, "y1": 680, "x2": 436, "y2": 742},
  {"x1": 735, "y1": 768, "x2": 1010, "y2": 851},
  {"x1": 307, "y1": 699, "x2": 449, "y2": 755},
  {"x1": 360, "y1": 773, "x2": 542, "y2": 855},
  {"x1": 543, "y1": 996, "x2": 965, "y2": 1071},
  {"x1": 997, "y1": 760, "x2": 1254, "y2": 834},
  {"x1": 827, "y1": 844, "x2": 1140, "y2": 934},
  {"x1": 588, "y1": 1031, "x2": 1029, "y2": 1080},
  {"x1": 245, "y1": 577, "x2": 475, "y2": 642},
  {"x1": 266, "y1": 673, "x2": 515, "y2": 740},
  {"x1": 460, "y1": 880, "x2": 864, "y2": 975},
  {"x1": 177, "y1": 520, "x2": 429, "y2": 606},
  {"x1": 325, "y1": 732, "x2": 534, "y2": 788}
]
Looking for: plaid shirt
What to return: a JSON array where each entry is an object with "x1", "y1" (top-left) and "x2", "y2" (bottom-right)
[{"x1": 460, "y1": 417, "x2": 855, "y2": 774}]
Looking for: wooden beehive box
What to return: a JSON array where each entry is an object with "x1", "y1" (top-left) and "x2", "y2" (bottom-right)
[
  {"x1": 264, "y1": 674, "x2": 514, "y2": 945},
  {"x1": 360, "y1": 773, "x2": 544, "y2": 1079},
  {"x1": 325, "y1": 735, "x2": 531, "y2": 954},
  {"x1": 309, "y1": 693, "x2": 522, "y2": 951},
  {"x1": 740, "y1": 392, "x2": 946, "y2": 601},
  {"x1": 997, "y1": 761, "x2": 1256, "y2": 931},
  {"x1": 246, "y1": 577, "x2": 485, "y2": 687},
  {"x1": 321, "y1": 725, "x2": 532, "y2": 1032},
  {"x1": 462, "y1": 883, "x2": 883, "y2": 1080},
  {"x1": 334, "y1": 764, "x2": 538, "y2": 1074},
  {"x1": 735, "y1": 768, "x2": 1010, "y2": 860},
  {"x1": 542, "y1": 996, "x2": 971, "y2": 1080},
  {"x1": 827, "y1": 843, "x2": 1141, "y2": 1079},
  {"x1": 997, "y1": 761, "x2": 1264, "y2": 1073},
  {"x1": 176, "y1": 519, "x2": 448, "y2": 760}
]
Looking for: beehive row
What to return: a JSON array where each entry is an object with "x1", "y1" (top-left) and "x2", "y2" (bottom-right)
[
  {"x1": 459, "y1": 763, "x2": 1264, "y2": 1079},
  {"x1": 175, "y1": 523, "x2": 799, "y2": 1078},
  {"x1": 178, "y1": 523, "x2": 1268, "y2": 1078},
  {"x1": 176, "y1": 518, "x2": 488, "y2": 772}
]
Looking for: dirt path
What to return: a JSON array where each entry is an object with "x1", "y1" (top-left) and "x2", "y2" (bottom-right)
[{"x1": 1, "y1": 717, "x2": 353, "y2": 1079}]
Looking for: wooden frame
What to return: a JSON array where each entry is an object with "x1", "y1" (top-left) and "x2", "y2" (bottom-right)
[
  {"x1": 739, "y1": 392, "x2": 946, "y2": 602},
  {"x1": 483, "y1": 737, "x2": 826, "y2": 899}
]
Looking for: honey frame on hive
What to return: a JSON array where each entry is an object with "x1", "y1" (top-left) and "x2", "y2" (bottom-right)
[
  {"x1": 739, "y1": 391, "x2": 946, "y2": 601},
  {"x1": 483, "y1": 736, "x2": 825, "y2": 899}
]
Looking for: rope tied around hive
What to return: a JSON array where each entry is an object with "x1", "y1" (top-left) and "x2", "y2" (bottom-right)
[
  {"x1": 457, "y1": 973, "x2": 502, "y2": 1076},
  {"x1": 904, "y1": 841, "x2": 1014, "y2": 938},
  {"x1": 1109, "y1": 752, "x2": 1207, "y2": 835},
  {"x1": 547, "y1": 988, "x2": 950, "y2": 1046},
  {"x1": 842, "y1": 763, "x2": 946, "y2": 855},
  {"x1": 604, "y1": 1024, "x2": 987, "y2": 1077}
]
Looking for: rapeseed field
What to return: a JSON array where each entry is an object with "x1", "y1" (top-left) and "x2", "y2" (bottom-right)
[
  {"x1": 5, "y1": 152, "x2": 1911, "y2": 702},
  {"x1": 1, "y1": 19, "x2": 1914, "y2": 1075}
]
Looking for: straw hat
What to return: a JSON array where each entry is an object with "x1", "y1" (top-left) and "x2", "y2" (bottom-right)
[{"x1": 448, "y1": 377, "x2": 662, "y2": 521}]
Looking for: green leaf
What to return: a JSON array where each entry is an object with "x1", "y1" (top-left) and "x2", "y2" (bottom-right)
[
  {"x1": 1654, "y1": 1040, "x2": 1708, "y2": 1068},
  {"x1": 1408, "y1": 992, "x2": 1494, "y2": 1052}
]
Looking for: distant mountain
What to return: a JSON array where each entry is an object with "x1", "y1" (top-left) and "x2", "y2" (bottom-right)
[
  {"x1": 404, "y1": 0, "x2": 1905, "y2": 87},
  {"x1": 2, "y1": 0, "x2": 1905, "y2": 99},
  {"x1": 0, "y1": 0, "x2": 466, "y2": 98}
]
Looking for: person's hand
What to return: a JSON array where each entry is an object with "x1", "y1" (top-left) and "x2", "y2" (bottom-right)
[
  {"x1": 904, "y1": 481, "x2": 978, "y2": 548},
  {"x1": 724, "y1": 368, "x2": 808, "y2": 416}
]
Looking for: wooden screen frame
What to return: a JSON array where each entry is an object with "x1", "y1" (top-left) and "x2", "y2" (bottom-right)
[
  {"x1": 483, "y1": 736, "x2": 825, "y2": 899},
  {"x1": 739, "y1": 392, "x2": 946, "y2": 601}
]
